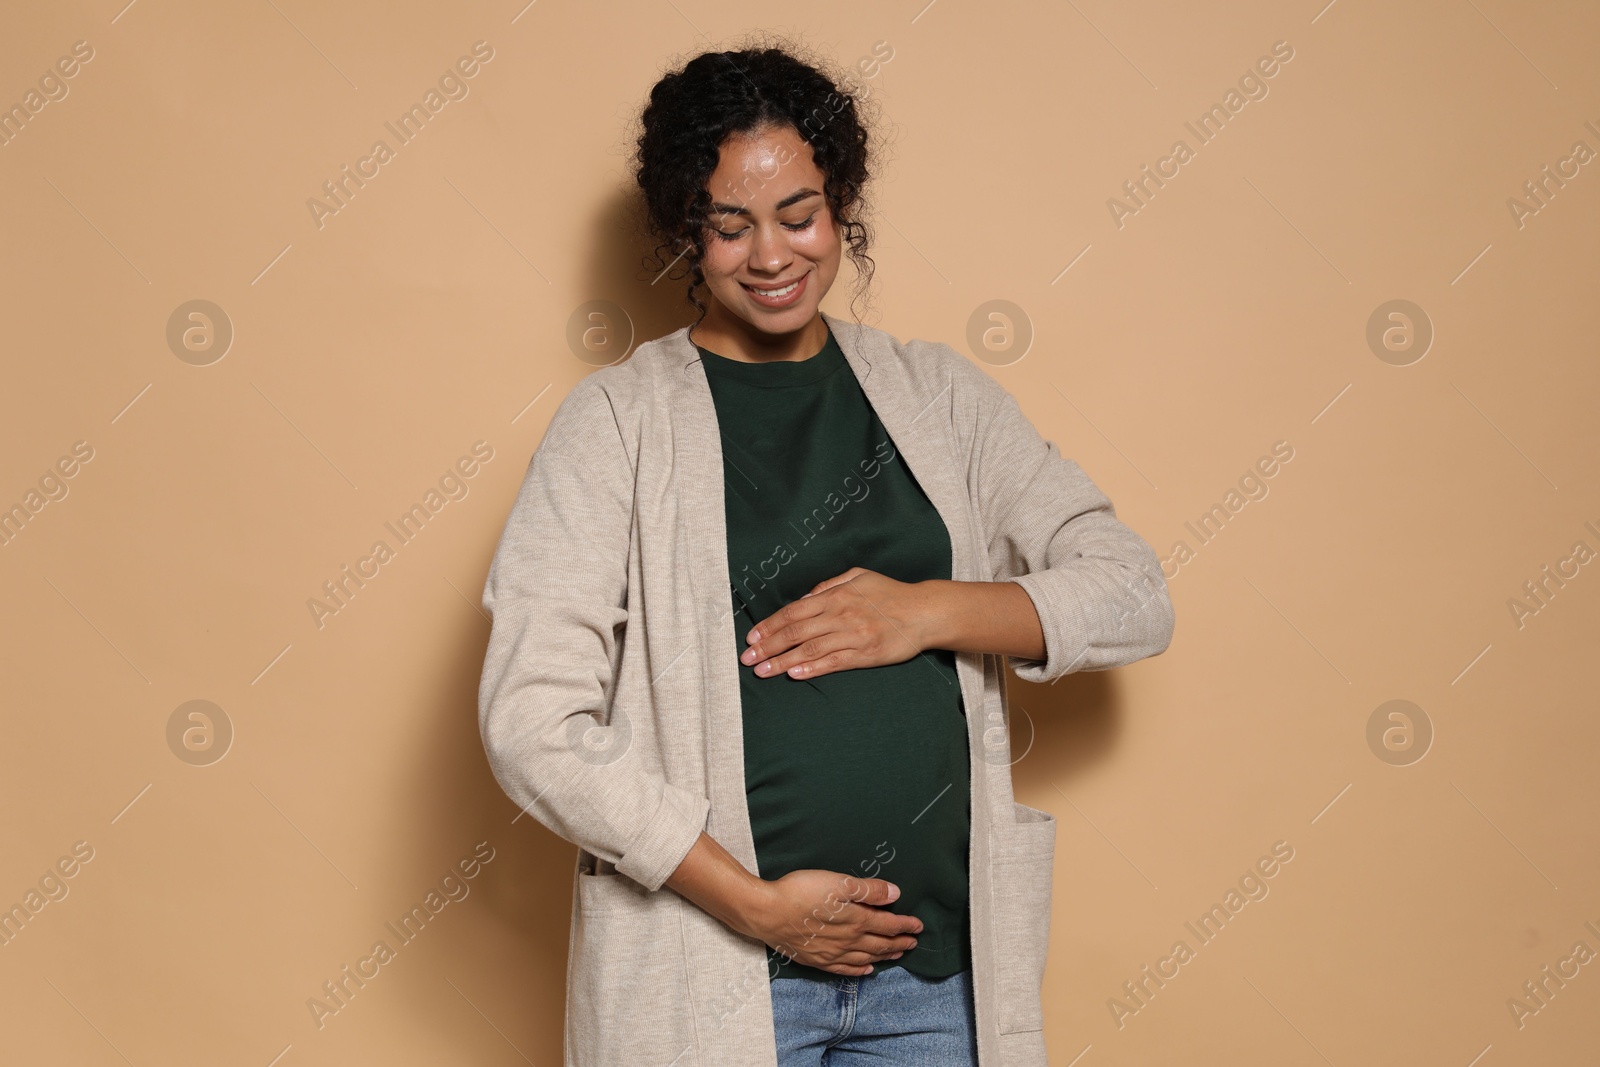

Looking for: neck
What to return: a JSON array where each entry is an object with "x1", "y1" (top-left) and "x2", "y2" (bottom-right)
[{"x1": 690, "y1": 305, "x2": 827, "y2": 363}]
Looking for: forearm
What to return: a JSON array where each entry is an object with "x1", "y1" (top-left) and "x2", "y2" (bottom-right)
[
  {"x1": 663, "y1": 830, "x2": 770, "y2": 939},
  {"x1": 918, "y1": 578, "x2": 1046, "y2": 662}
]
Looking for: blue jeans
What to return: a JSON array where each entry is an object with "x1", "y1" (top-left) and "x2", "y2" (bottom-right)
[{"x1": 770, "y1": 966, "x2": 978, "y2": 1065}]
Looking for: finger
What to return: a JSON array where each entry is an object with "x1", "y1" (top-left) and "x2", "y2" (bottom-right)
[
  {"x1": 743, "y1": 612, "x2": 835, "y2": 667},
  {"x1": 742, "y1": 613, "x2": 815, "y2": 664},
  {"x1": 746, "y1": 590, "x2": 826, "y2": 646},
  {"x1": 861, "y1": 909, "x2": 926, "y2": 937},
  {"x1": 822, "y1": 961, "x2": 875, "y2": 976},
  {"x1": 758, "y1": 646, "x2": 851, "y2": 681},
  {"x1": 819, "y1": 947, "x2": 881, "y2": 971},
  {"x1": 755, "y1": 637, "x2": 856, "y2": 680},
  {"x1": 834, "y1": 949, "x2": 896, "y2": 968},
  {"x1": 840, "y1": 877, "x2": 900, "y2": 906},
  {"x1": 804, "y1": 567, "x2": 866, "y2": 598},
  {"x1": 745, "y1": 604, "x2": 788, "y2": 646},
  {"x1": 849, "y1": 932, "x2": 918, "y2": 956}
]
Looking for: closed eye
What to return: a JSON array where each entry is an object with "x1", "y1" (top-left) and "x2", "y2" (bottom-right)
[{"x1": 710, "y1": 214, "x2": 817, "y2": 242}]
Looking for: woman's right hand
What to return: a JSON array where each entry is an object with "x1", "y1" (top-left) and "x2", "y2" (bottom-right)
[{"x1": 739, "y1": 869, "x2": 924, "y2": 976}]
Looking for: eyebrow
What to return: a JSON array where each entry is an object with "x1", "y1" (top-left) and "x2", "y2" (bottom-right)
[{"x1": 707, "y1": 188, "x2": 822, "y2": 216}]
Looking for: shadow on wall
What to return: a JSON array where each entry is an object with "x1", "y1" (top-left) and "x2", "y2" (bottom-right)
[
  {"x1": 1008, "y1": 669, "x2": 1123, "y2": 801},
  {"x1": 378, "y1": 186, "x2": 720, "y2": 1062},
  {"x1": 381, "y1": 617, "x2": 571, "y2": 1056},
  {"x1": 580, "y1": 185, "x2": 727, "y2": 359}
]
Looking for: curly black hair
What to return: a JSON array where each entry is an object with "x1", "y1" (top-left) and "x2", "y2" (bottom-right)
[{"x1": 630, "y1": 35, "x2": 884, "y2": 324}]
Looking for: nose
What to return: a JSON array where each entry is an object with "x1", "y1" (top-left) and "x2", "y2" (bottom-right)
[{"x1": 748, "y1": 221, "x2": 793, "y2": 276}]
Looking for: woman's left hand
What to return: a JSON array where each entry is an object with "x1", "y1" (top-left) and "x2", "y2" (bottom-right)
[{"x1": 740, "y1": 567, "x2": 942, "y2": 680}]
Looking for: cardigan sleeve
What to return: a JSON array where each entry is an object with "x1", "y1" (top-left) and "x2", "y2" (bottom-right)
[
  {"x1": 478, "y1": 377, "x2": 709, "y2": 892},
  {"x1": 957, "y1": 355, "x2": 1175, "y2": 683}
]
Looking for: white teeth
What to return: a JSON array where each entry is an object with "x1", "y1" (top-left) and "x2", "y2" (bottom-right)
[{"x1": 749, "y1": 280, "x2": 799, "y2": 297}]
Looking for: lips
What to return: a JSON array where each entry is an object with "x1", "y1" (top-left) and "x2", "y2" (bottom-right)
[{"x1": 740, "y1": 272, "x2": 809, "y2": 308}]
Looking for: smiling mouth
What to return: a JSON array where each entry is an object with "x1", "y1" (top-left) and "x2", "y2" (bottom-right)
[{"x1": 742, "y1": 279, "x2": 803, "y2": 297}]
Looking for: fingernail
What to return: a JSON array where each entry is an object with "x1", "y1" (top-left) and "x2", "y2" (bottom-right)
[{"x1": 886, "y1": 884, "x2": 900, "y2": 901}]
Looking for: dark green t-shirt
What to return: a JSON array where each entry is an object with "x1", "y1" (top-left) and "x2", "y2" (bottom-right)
[{"x1": 696, "y1": 323, "x2": 972, "y2": 983}]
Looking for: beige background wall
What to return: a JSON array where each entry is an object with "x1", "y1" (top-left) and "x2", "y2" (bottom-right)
[{"x1": 2, "y1": 1, "x2": 1596, "y2": 1063}]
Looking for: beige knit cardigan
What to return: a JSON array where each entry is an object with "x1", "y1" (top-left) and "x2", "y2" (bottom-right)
[{"x1": 478, "y1": 310, "x2": 1175, "y2": 1066}]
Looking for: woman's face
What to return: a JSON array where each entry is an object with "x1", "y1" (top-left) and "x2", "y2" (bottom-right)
[{"x1": 698, "y1": 123, "x2": 841, "y2": 341}]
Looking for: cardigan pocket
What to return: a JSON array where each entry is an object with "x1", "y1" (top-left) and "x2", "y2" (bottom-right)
[
  {"x1": 990, "y1": 800, "x2": 1057, "y2": 1035},
  {"x1": 569, "y1": 869, "x2": 698, "y2": 1065}
]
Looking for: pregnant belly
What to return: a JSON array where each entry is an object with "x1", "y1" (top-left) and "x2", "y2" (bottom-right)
[{"x1": 741, "y1": 658, "x2": 970, "y2": 903}]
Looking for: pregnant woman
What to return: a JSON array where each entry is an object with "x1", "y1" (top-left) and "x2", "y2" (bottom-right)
[{"x1": 477, "y1": 39, "x2": 1175, "y2": 1067}]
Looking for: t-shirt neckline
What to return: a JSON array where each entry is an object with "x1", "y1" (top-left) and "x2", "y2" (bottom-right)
[{"x1": 694, "y1": 325, "x2": 845, "y2": 388}]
